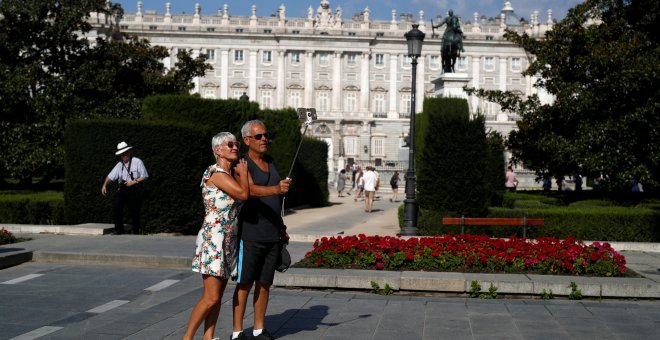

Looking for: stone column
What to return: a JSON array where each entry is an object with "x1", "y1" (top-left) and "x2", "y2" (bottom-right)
[
  {"x1": 332, "y1": 52, "x2": 342, "y2": 113},
  {"x1": 249, "y1": 50, "x2": 258, "y2": 100},
  {"x1": 304, "y1": 51, "x2": 314, "y2": 107},
  {"x1": 388, "y1": 54, "x2": 398, "y2": 118},
  {"x1": 277, "y1": 50, "x2": 286, "y2": 108},
  {"x1": 499, "y1": 57, "x2": 507, "y2": 91},
  {"x1": 220, "y1": 50, "x2": 229, "y2": 99},
  {"x1": 416, "y1": 55, "x2": 425, "y2": 113},
  {"x1": 360, "y1": 53, "x2": 370, "y2": 113},
  {"x1": 471, "y1": 56, "x2": 480, "y2": 113}
]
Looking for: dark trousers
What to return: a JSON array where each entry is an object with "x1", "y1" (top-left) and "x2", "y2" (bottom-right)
[{"x1": 113, "y1": 186, "x2": 142, "y2": 234}]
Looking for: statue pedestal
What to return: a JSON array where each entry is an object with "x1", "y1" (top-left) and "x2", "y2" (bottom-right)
[{"x1": 432, "y1": 73, "x2": 471, "y2": 99}]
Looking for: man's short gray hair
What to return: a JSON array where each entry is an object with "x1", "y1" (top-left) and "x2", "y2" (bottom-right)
[{"x1": 241, "y1": 120, "x2": 265, "y2": 138}]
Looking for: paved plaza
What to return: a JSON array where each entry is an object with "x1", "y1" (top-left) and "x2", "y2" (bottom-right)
[{"x1": 1, "y1": 194, "x2": 660, "y2": 339}]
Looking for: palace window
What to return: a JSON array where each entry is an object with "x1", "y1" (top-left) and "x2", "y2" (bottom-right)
[
  {"x1": 291, "y1": 52, "x2": 301, "y2": 64},
  {"x1": 401, "y1": 93, "x2": 411, "y2": 113},
  {"x1": 372, "y1": 138, "x2": 384, "y2": 156},
  {"x1": 345, "y1": 92, "x2": 357, "y2": 112},
  {"x1": 317, "y1": 92, "x2": 329, "y2": 111},
  {"x1": 511, "y1": 57, "x2": 521, "y2": 71},
  {"x1": 234, "y1": 50, "x2": 244, "y2": 62},
  {"x1": 375, "y1": 54, "x2": 384, "y2": 66},
  {"x1": 289, "y1": 91, "x2": 301, "y2": 108},
  {"x1": 262, "y1": 50, "x2": 272, "y2": 63},
  {"x1": 373, "y1": 93, "x2": 385, "y2": 113},
  {"x1": 347, "y1": 54, "x2": 357, "y2": 65},
  {"x1": 344, "y1": 137, "x2": 357, "y2": 155},
  {"x1": 457, "y1": 56, "x2": 468, "y2": 70},
  {"x1": 484, "y1": 57, "x2": 495, "y2": 71},
  {"x1": 430, "y1": 55, "x2": 440, "y2": 68},
  {"x1": 206, "y1": 49, "x2": 215, "y2": 61},
  {"x1": 260, "y1": 90, "x2": 272, "y2": 109},
  {"x1": 319, "y1": 53, "x2": 329, "y2": 65}
]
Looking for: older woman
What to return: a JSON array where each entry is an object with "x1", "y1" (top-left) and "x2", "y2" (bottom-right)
[{"x1": 184, "y1": 132, "x2": 249, "y2": 340}]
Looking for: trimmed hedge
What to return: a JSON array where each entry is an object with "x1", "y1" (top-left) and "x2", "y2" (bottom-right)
[
  {"x1": 0, "y1": 192, "x2": 64, "y2": 225},
  {"x1": 488, "y1": 206, "x2": 660, "y2": 242},
  {"x1": 403, "y1": 198, "x2": 660, "y2": 242},
  {"x1": 142, "y1": 94, "x2": 260, "y2": 135},
  {"x1": 65, "y1": 119, "x2": 212, "y2": 234},
  {"x1": 143, "y1": 96, "x2": 328, "y2": 209},
  {"x1": 417, "y1": 97, "x2": 493, "y2": 216}
]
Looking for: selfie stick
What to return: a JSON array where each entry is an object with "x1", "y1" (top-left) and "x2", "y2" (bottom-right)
[
  {"x1": 286, "y1": 108, "x2": 317, "y2": 180},
  {"x1": 281, "y1": 108, "x2": 316, "y2": 218}
]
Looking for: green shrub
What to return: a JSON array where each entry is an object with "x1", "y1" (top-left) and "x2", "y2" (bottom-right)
[
  {"x1": 488, "y1": 206, "x2": 660, "y2": 241},
  {"x1": 417, "y1": 97, "x2": 491, "y2": 217},
  {"x1": 65, "y1": 119, "x2": 211, "y2": 234},
  {"x1": 143, "y1": 96, "x2": 328, "y2": 208},
  {"x1": 0, "y1": 192, "x2": 64, "y2": 224}
]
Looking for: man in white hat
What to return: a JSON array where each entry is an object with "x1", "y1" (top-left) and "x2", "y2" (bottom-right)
[{"x1": 101, "y1": 141, "x2": 149, "y2": 234}]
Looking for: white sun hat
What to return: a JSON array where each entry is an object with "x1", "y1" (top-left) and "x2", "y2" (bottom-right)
[{"x1": 115, "y1": 141, "x2": 133, "y2": 155}]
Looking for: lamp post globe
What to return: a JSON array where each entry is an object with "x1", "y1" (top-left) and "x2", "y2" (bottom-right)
[{"x1": 402, "y1": 24, "x2": 425, "y2": 236}]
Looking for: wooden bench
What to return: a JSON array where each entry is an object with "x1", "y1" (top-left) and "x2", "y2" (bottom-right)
[{"x1": 441, "y1": 217, "x2": 544, "y2": 237}]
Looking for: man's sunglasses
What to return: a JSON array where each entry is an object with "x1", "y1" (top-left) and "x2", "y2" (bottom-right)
[
  {"x1": 224, "y1": 141, "x2": 240, "y2": 149},
  {"x1": 245, "y1": 132, "x2": 271, "y2": 141}
]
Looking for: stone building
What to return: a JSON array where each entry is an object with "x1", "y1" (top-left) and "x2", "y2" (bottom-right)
[{"x1": 89, "y1": 1, "x2": 557, "y2": 184}]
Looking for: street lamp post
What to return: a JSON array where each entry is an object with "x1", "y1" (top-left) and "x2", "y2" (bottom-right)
[{"x1": 402, "y1": 24, "x2": 425, "y2": 236}]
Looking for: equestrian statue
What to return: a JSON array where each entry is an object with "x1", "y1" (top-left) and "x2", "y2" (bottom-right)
[{"x1": 432, "y1": 10, "x2": 464, "y2": 73}]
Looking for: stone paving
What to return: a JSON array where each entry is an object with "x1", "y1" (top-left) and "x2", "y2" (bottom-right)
[{"x1": 1, "y1": 194, "x2": 660, "y2": 339}]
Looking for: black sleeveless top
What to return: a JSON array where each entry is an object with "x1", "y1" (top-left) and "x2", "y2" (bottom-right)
[{"x1": 238, "y1": 154, "x2": 284, "y2": 242}]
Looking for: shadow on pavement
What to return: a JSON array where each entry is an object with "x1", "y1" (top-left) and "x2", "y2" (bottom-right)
[{"x1": 270, "y1": 305, "x2": 371, "y2": 338}]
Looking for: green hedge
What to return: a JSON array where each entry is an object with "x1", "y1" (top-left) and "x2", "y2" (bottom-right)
[
  {"x1": 0, "y1": 192, "x2": 64, "y2": 224},
  {"x1": 402, "y1": 204, "x2": 660, "y2": 242},
  {"x1": 65, "y1": 119, "x2": 211, "y2": 234},
  {"x1": 284, "y1": 137, "x2": 329, "y2": 207},
  {"x1": 142, "y1": 94, "x2": 260, "y2": 135},
  {"x1": 142, "y1": 95, "x2": 328, "y2": 209},
  {"x1": 488, "y1": 206, "x2": 660, "y2": 241}
]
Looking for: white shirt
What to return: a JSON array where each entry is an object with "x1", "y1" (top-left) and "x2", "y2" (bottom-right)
[
  {"x1": 362, "y1": 170, "x2": 378, "y2": 191},
  {"x1": 107, "y1": 157, "x2": 149, "y2": 183}
]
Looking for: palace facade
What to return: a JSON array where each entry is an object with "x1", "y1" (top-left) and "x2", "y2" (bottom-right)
[{"x1": 89, "y1": 1, "x2": 557, "y2": 182}]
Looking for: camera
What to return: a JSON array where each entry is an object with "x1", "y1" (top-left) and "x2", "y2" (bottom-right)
[{"x1": 296, "y1": 108, "x2": 317, "y2": 123}]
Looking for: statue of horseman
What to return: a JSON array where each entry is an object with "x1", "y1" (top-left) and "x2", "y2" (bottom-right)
[{"x1": 432, "y1": 10, "x2": 464, "y2": 73}]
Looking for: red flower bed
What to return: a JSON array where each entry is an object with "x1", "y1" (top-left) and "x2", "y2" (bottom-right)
[{"x1": 298, "y1": 234, "x2": 627, "y2": 277}]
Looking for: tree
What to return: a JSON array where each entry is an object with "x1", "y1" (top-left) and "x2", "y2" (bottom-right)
[
  {"x1": 417, "y1": 98, "x2": 491, "y2": 217},
  {"x1": 466, "y1": 0, "x2": 660, "y2": 191},
  {"x1": 0, "y1": 0, "x2": 211, "y2": 185}
]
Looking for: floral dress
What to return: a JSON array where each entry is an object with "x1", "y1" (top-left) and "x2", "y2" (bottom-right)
[{"x1": 191, "y1": 164, "x2": 242, "y2": 279}]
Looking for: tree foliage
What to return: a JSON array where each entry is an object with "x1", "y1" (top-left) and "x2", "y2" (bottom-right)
[
  {"x1": 0, "y1": 0, "x2": 211, "y2": 184},
  {"x1": 417, "y1": 98, "x2": 493, "y2": 217},
  {"x1": 466, "y1": 0, "x2": 660, "y2": 191}
]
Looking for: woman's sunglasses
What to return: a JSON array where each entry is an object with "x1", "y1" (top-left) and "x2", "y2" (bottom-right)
[
  {"x1": 245, "y1": 132, "x2": 271, "y2": 141},
  {"x1": 224, "y1": 141, "x2": 240, "y2": 149}
]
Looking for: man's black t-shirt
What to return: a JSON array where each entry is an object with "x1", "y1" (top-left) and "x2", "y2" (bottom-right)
[{"x1": 239, "y1": 154, "x2": 284, "y2": 242}]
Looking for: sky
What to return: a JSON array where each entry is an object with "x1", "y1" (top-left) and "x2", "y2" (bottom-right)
[{"x1": 115, "y1": 0, "x2": 585, "y2": 23}]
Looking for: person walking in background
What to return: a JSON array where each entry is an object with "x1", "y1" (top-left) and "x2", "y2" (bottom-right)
[
  {"x1": 184, "y1": 132, "x2": 249, "y2": 340},
  {"x1": 354, "y1": 166, "x2": 364, "y2": 201},
  {"x1": 232, "y1": 120, "x2": 291, "y2": 340},
  {"x1": 347, "y1": 164, "x2": 356, "y2": 196},
  {"x1": 101, "y1": 141, "x2": 149, "y2": 235},
  {"x1": 336, "y1": 169, "x2": 347, "y2": 197},
  {"x1": 505, "y1": 166, "x2": 518, "y2": 192},
  {"x1": 362, "y1": 166, "x2": 378, "y2": 213},
  {"x1": 389, "y1": 171, "x2": 400, "y2": 202}
]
